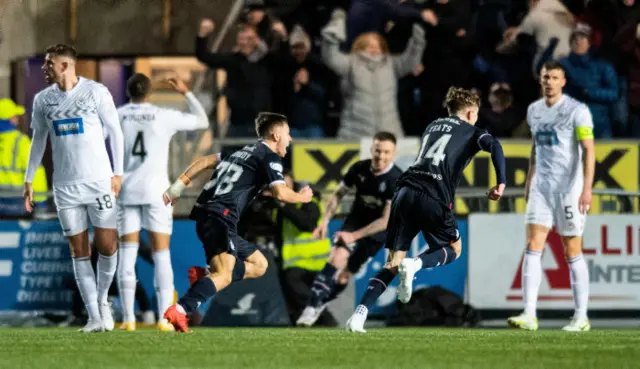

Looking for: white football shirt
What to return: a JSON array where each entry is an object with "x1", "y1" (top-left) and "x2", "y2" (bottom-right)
[
  {"x1": 118, "y1": 92, "x2": 209, "y2": 205},
  {"x1": 527, "y1": 95, "x2": 593, "y2": 193},
  {"x1": 25, "y1": 77, "x2": 124, "y2": 186}
]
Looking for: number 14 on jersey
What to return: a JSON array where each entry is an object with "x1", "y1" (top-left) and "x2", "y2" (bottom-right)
[{"x1": 416, "y1": 134, "x2": 452, "y2": 166}]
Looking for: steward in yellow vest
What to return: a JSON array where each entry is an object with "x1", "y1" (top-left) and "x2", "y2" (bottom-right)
[
  {"x1": 273, "y1": 172, "x2": 335, "y2": 326},
  {"x1": 0, "y1": 99, "x2": 48, "y2": 216}
]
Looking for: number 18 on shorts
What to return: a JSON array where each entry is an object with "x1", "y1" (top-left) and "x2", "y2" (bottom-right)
[{"x1": 53, "y1": 179, "x2": 117, "y2": 236}]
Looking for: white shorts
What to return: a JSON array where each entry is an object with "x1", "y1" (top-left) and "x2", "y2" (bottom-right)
[
  {"x1": 525, "y1": 190, "x2": 586, "y2": 236},
  {"x1": 117, "y1": 202, "x2": 173, "y2": 235},
  {"x1": 53, "y1": 180, "x2": 117, "y2": 237}
]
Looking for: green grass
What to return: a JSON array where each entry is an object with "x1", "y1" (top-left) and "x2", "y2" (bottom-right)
[{"x1": 1, "y1": 328, "x2": 640, "y2": 369}]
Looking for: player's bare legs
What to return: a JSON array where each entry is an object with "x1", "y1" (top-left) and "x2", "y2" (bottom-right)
[
  {"x1": 561, "y1": 235, "x2": 590, "y2": 331},
  {"x1": 147, "y1": 231, "x2": 176, "y2": 331},
  {"x1": 243, "y1": 250, "x2": 268, "y2": 279},
  {"x1": 507, "y1": 224, "x2": 549, "y2": 331},
  {"x1": 296, "y1": 246, "x2": 349, "y2": 327},
  {"x1": 93, "y1": 227, "x2": 118, "y2": 331},
  {"x1": 117, "y1": 232, "x2": 139, "y2": 331},
  {"x1": 68, "y1": 230, "x2": 103, "y2": 332},
  {"x1": 346, "y1": 251, "x2": 405, "y2": 333}
]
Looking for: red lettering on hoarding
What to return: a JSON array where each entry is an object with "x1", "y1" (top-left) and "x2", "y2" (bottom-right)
[
  {"x1": 602, "y1": 225, "x2": 621, "y2": 255},
  {"x1": 510, "y1": 230, "x2": 571, "y2": 290}
]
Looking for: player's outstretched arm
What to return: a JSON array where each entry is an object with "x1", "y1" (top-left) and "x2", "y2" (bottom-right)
[
  {"x1": 336, "y1": 200, "x2": 391, "y2": 245},
  {"x1": 270, "y1": 183, "x2": 313, "y2": 204},
  {"x1": 313, "y1": 184, "x2": 351, "y2": 239},
  {"x1": 163, "y1": 154, "x2": 221, "y2": 204},
  {"x1": 478, "y1": 133, "x2": 507, "y2": 201}
]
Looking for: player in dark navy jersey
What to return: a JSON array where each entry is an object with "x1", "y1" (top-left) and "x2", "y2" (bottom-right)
[
  {"x1": 346, "y1": 87, "x2": 507, "y2": 333},
  {"x1": 160, "y1": 112, "x2": 313, "y2": 332},
  {"x1": 296, "y1": 132, "x2": 402, "y2": 327}
]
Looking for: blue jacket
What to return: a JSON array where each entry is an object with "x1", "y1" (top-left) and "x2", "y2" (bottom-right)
[{"x1": 559, "y1": 52, "x2": 619, "y2": 138}]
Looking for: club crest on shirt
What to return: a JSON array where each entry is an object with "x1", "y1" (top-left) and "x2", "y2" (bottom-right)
[
  {"x1": 379, "y1": 181, "x2": 386, "y2": 193},
  {"x1": 358, "y1": 174, "x2": 366, "y2": 183},
  {"x1": 269, "y1": 162, "x2": 283, "y2": 173}
]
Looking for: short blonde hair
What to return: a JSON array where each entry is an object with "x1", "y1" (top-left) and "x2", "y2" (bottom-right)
[{"x1": 444, "y1": 87, "x2": 480, "y2": 114}]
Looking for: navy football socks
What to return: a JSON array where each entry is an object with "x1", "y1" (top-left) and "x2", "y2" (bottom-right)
[
  {"x1": 178, "y1": 277, "x2": 217, "y2": 314},
  {"x1": 309, "y1": 263, "x2": 337, "y2": 307},
  {"x1": 359, "y1": 268, "x2": 396, "y2": 308},
  {"x1": 418, "y1": 245, "x2": 457, "y2": 269}
]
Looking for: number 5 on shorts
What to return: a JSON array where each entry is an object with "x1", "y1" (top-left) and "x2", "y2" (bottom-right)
[
  {"x1": 96, "y1": 194, "x2": 113, "y2": 210},
  {"x1": 564, "y1": 205, "x2": 573, "y2": 220}
]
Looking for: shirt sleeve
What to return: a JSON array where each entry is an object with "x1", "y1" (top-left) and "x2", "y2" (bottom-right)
[
  {"x1": 96, "y1": 85, "x2": 124, "y2": 176},
  {"x1": 340, "y1": 162, "x2": 359, "y2": 189},
  {"x1": 476, "y1": 130, "x2": 507, "y2": 185},
  {"x1": 25, "y1": 96, "x2": 49, "y2": 183},
  {"x1": 264, "y1": 153, "x2": 286, "y2": 187},
  {"x1": 163, "y1": 92, "x2": 210, "y2": 133},
  {"x1": 574, "y1": 104, "x2": 595, "y2": 140}
]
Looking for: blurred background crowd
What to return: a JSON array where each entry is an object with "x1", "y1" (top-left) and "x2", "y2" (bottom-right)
[{"x1": 185, "y1": 0, "x2": 640, "y2": 141}]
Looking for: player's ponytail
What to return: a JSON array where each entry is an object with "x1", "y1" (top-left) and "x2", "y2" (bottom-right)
[{"x1": 444, "y1": 87, "x2": 480, "y2": 115}]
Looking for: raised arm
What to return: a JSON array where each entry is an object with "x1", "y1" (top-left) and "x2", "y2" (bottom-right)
[
  {"x1": 392, "y1": 24, "x2": 426, "y2": 77},
  {"x1": 321, "y1": 9, "x2": 350, "y2": 77},
  {"x1": 165, "y1": 77, "x2": 209, "y2": 132},
  {"x1": 195, "y1": 19, "x2": 235, "y2": 69}
]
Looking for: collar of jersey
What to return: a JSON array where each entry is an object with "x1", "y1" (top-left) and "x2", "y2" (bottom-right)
[
  {"x1": 53, "y1": 77, "x2": 85, "y2": 94},
  {"x1": 371, "y1": 161, "x2": 394, "y2": 176}
]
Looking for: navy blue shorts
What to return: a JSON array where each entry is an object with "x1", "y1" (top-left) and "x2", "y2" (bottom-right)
[
  {"x1": 195, "y1": 216, "x2": 258, "y2": 262},
  {"x1": 386, "y1": 186, "x2": 459, "y2": 253},
  {"x1": 334, "y1": 224, "x2": 386, "y2": 273}
]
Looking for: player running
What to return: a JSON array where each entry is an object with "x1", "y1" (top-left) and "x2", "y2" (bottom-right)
[
  {"x1": 345, "y1": 87, "x2": 507, "y2": 333},
  {"x1": 296, "y1": 132, "x2": 402, "y2": 327},
  {"x1": 116, "y1": 74, "x2": 209, "y2": 332},
  {"x1": 507, "y1": 61, "x2": 595, "y2": 332},
  {"x1": 23, "y1": 44, "x2": 124, "y2": 333},
  {"x1": 161, "y1": 112, "x2": 312, "y2": 332}
]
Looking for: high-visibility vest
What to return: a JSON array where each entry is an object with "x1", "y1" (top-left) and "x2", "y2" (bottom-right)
[
  {"x1": 0, "y1": 127, "x2": 48, "y2": 214},
  {"x1": 280, "y1": 197, "x2": 331, "y2": 271}
]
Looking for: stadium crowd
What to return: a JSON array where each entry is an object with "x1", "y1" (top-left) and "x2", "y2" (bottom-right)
[{"x1": 194, "y1": 0, "x2": 640, "y2": 140}]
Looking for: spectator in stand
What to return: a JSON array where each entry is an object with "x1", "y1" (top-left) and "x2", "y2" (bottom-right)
[
  {"x1": 497, "y1": 0, "x2": 575, "y2": 76},
  {"x1": 321, "y1": 9, "x2": 425, "y2": 140},
  {"x1": 416, "y1": 0, "x2": 475, "y2": 125},
  {"x1": 241, "y1": 0, "x2": 289, "y2": 52},
  {"x1": 195, "y1": 19, "x2": 277, "y2": 138},
  {"x1": 345, "y1": 0, "x2": 439, "y2": 50},
  {"x1": 477, "y1": 82, "x2": 523, "y2": 137},
  {"x1": 559, "y1": 24, "x2": 618, "y2": 139},
  {"x1": 282, "y1": 26, "x2": 328, "y2": 138},
  {"x1": 615, "y1": 20, "x2": 640, "y2": 137}
]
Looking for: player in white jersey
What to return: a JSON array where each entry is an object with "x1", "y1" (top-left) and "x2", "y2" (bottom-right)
[
  {"x1": 508, "y1": 61, "x2": 595, "y2": 332},
  {"x1": 116, "y1": 73, "x2": 209, "y2": 331},
  {"x1": 23, "y1": 44, "x2": 124, "y2": 333}
]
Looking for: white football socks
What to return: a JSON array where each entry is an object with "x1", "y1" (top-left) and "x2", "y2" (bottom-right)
[
  {"x1": 152, "y1": 249, "x2": 175, "y2": 320},
  {"x1": 568, "y1": 254, "x2": 589, "y2": 320},
  {"x1": 117, "y1": 242, "x2": 139, "y2": 323},
  {"x1": 72, "y1": 257, "x2": 101, "y2": 322},
  {"x1": 97, "y1": 250, "x2": 118, "y2": 305},
  {"x1": 522, "y1": 249, "x2": 542, "y2": 317}
]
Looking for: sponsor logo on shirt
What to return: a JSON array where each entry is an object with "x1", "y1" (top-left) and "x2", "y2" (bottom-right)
[{"x1": 52, "y1": 118, "x2": 84, "y2": 136}]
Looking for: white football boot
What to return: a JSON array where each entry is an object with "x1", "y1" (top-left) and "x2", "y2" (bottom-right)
[
  {"x1": 562, "y1": 316, "x2": 591, "y2": 332},
  {"x1": 397, "y1": 258, "x2": 422, "y2": 303},
  {"x1": 99, "y1": 303, "x2": 115, "y2": 331},
  {"x1": 345, "y1": 305, "x2": 368, "y2": 333},
  {"x1": 79, "y1": 319, "x2": 105, "y2": 333},
  {"x1": 507, "y1": 312, "x2": 539, "y2": 331},
  {"x1": 296, "y1": 304, "x2": 327, "y2": 327}
]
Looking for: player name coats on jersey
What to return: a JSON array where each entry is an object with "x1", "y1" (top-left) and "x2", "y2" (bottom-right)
[
  {"x1": 340, "y1": 159, "x2": 402, "y2": 229},
  {"x1": 527, "y1": 95, "x2": 593, "y2": 194},
  {"x1": 31, "y1": 77, "x2": 119, "y2": 186},
  {"x1": 117, "y1": 92, "x2": 208, "y2": 205},
  {"x1": 190, "y1": 141, "x2": 286, "y2": 227},
  {"x1": 398, "y1": 116, "x2": 492, "y2": 207}
]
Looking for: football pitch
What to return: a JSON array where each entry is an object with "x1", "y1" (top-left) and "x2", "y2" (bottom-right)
[{"x1": 1, "y1": 328, "x2": 640, "y2": 369}]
